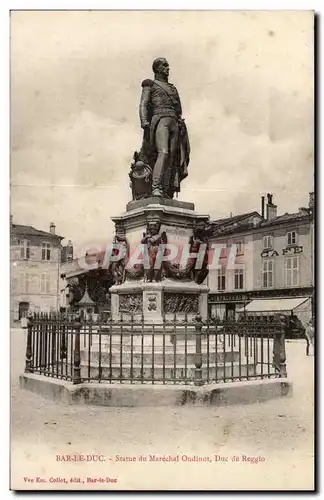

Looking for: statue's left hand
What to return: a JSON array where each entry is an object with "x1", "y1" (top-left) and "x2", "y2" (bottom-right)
[{"x1": 161, "y1": 231, "x2": 167, "y2": 243}]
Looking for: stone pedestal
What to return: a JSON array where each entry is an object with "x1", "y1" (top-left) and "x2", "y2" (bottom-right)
[
  {"x1": 84, "y1": 197, "x2": 225, "y2": 380},
  {"x1": 110, "y1": 279, "x2": 208, "y2": 323}
]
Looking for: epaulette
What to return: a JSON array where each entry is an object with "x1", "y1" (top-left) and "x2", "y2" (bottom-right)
[{"x1": 141, "y1": 79, "x2": 154, "y2": 88}]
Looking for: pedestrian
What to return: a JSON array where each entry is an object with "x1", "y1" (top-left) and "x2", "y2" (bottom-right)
[{"x1": 305, "y1": 317, "x2": 314, "y2": 356}]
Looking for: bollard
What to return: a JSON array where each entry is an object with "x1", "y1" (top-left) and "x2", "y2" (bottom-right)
[
  {"x1": 273, "y1": 315, "x2": 287, "y2": 378},
  {"x1": 73, "y1": 315, "x2": 82, "y2": 384},
  {"x1": 24, "y1": 313, "x2": 34, "y2": 373},
  {"x1": 194, "y1": 314, "x2": 204, "y2": 386}
]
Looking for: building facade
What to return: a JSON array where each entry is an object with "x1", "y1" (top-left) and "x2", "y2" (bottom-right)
[
  {"x1": 207, "y1": 193, "x2": 314, "y2": 319},
  {"x1": 60, "y1": 248, "x2": 113, "y2": 314},
  {"x1": 252, "y1": 210, "x2": 313, "y2": 301},
  {"x1": 207, "y1": 211, "x2": 263, "y2": 319},
  {"x1": 10, "y1": 219, "x2": 65, "y2": 321}
]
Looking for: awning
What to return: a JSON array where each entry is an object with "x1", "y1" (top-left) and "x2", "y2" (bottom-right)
[{"x1": 237, "y1": 297, "x2": 310, "y2": 313}]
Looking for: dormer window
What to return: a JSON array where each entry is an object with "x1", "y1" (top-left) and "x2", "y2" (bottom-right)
[
  {"x1": 262, "y1": 235, "x2": 273, "y2": 250},
  {"x1": 287, "y1": 231, "x2": 298, "y2": 246}
]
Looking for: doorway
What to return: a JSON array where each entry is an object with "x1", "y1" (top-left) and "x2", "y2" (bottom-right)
[
  {"x1": 226, "y1": 303, "x2": 235, "y2": 320},
  {"x1": 18, "y1": 302, "x2": 29, "y2": 319}
]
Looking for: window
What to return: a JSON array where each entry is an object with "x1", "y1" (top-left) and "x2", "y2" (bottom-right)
[
  {"x1": 234, "y1": 268, "x2": 244, "y2": 290},
  {"x1": 18, "y1": 239, "x2": 30, "y2": 259},
  {"x1": 217, "y1": 266, "x2": 226, "y2": 291},
  {"x1": 262, "y1": 260, "x2": 274, "y2": 288},
  {"x1": 41, "y1": 273, "x2": 51, "y2": 294},
  {"x1": 286, "y1": 257, "x2": 299, "y2": 286},
  {"x1": 19, "y1": 272, "x2": 30, "y2": 293},
  {"x1": 262, "y1": 235, "x2": 273, "y2": 250},
  {"x1": 235, "y1": 241, "x2": 244, "y2": 255},
  {"x1": 42, "y1": 242, "x2": 51, "y2": 261},
  {"x1": 287, "y1": 231, "x2": 297, "y2": 246},
  {"x1": 219, "y1": 245, "x2": 227, "y2": 259}
]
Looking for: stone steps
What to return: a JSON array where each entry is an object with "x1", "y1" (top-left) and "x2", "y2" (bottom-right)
[
  {"x1": 80, "y1": 350, "x2": 240, "y2": 365},
  {"x1": 76, "y1": 362, "x2": 269, "y2": 381}
]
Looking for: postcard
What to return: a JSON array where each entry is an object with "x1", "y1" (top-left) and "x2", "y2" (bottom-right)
[{"x1": 10, "y1": 10, "x2": 314, "y2": 491}]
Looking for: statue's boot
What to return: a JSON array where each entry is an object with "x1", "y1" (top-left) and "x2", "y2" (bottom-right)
[{"x1": 152, "y1": 151, "x2": 169, "y2": 197}]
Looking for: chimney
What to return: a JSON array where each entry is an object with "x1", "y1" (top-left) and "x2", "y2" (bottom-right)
[
  {"x1": 66, "y1": 240, "x2": 73, "y2": 261},
  {"x1": 261, "y1": 196, "x2": 265, "y2": 218},
  {"x1": 266, "y1": 193, "x2": 277, "y2": 221},
  {"x1": 50, "y1": 221, "x2": 56, "y2": 235}
]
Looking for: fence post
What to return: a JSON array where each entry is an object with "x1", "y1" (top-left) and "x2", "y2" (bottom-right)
[
  {"x1": 273, "y1": 315, "x2": 287, "y2": 378},
  {"x1": 194, "y1": 314, "x2": 204, "y2": 386},
  {"x1": 60, "y1": 312, "x2": 67, "y2": 360},
  {"x1": 73, "y1": 315, "x2": 82, "y2": 384},
  {"x1": 51, "y1": 312, "x2": 57, "y2": 371},
  {"x1": 25, "y1": 313, "x2": 33, "y2": 373}
]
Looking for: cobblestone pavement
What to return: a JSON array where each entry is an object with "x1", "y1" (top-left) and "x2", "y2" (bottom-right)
[{"x1": 10, "y1": 328, "x2": 314, "y2": 491}]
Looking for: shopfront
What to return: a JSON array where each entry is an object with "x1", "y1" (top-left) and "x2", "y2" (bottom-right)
[
  {"x1": 208, "y1": 292, "x2": 250, "y2": 319},
  {"x1": 208, "y1": 287, "x2": 313, "y2": 320}
]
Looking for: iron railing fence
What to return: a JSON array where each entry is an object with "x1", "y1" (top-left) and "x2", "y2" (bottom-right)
[{"x1": 24, "y1": 313, "x2": 288, "y2": 386}]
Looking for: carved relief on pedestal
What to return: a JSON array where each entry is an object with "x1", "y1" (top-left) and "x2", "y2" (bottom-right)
[
  {"x1": 109, "y1": 226, "x2": 129, "y2": 285},
  {"x1": 146, "y1": 293, "x2": 158, "y2": 311},
  {"x1": 119, "y1": 293, "x2": 143, "y2": 314},
  {"x1": 110, "y1": 218, "x2": 212, "y2": 286},
  {"x1": 141, "y1": 217, "x2": 167, "y2": 282},
  {"x1": 164, "y1": 292, "x2": 199, "y2": 314},
  {"x1": 163, "y1": 221, "x2": 212, "y2": 284}
]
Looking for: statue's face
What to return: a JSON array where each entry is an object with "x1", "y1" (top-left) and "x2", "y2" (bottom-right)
[
  {"x1": 134, "y1": 160, "x2": 145, "y2": 172},
  {"x1": 157, "y1": 59, "x2": 169, "y2": 77},
  {"x1": 148, "y1": 222, "x2": 160, "y2": 235}
]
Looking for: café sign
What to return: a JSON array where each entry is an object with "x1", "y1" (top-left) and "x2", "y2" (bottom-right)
[{"x1": 261, "y1": 245, "x2": 303, "y2": 258}]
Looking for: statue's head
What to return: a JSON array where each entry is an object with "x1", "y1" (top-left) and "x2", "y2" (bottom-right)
[
  {"x1": 133, "y1": 160, "x2": 146, "y2": 173},
  {"x1": 152, "y1": 58, "x2": 169, "y2": 78},
  {"x1": 114, "y1": 226, "x2": 125, "y2": 240}
]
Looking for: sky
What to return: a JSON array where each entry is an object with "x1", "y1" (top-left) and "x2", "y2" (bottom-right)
[{"x1": 10, "y1": 10, "x2": 314, "y2": 254}]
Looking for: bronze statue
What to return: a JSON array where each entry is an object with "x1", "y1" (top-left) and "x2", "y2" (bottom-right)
[
  {"x1": 129, "y1": 152, "x2": 152, "y2": 200},
  {"x1": 141, "y1": 219, "x2": 167, "y2": 282},
  {"x1": 189, "y1": 223, "x2": 212, "y2": 284},
  {"x1": 163, "y1": 221, "x2": 212, "y2": 284},
  {"x1": 131, "y1": 58, "x2": 190, "y2": 200},
  {"x1": 109, "y1": 230, "x2": 129, "y2": 285}
]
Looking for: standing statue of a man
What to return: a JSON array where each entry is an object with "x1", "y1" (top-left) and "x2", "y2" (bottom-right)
[{"x1": 137, "y1": 58, "x2": 190, "y2": 199}]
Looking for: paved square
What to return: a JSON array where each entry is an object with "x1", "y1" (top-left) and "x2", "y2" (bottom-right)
[{"x1": 11, "y1": 328, "x2": 314, "y2": 490}]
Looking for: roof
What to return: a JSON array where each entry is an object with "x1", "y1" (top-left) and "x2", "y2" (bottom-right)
[
  {"x1": 11, "y1": 224, "x2": 64, "y2": 240},
  {"x1": 237, "y1": 297, "x2": 310, "y2": 313},
  {"x1": 260, "y1": 211, "x2": 311, "y2": 228},
  {"x1": 78, "y1": 287, "x2": 96, "y2": 306},
  {"x1": 62, "y1": 249, "x2": 108, "y2": 278},
  {"x1": 212, "y1": 211, "x2": 260, "y2": 227}
]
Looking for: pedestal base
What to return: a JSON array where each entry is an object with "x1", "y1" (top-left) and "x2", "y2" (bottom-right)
[
  {"x1": 126, "y1": 196, "x2": 195, "y2": 212},
  {"x1": 110, "y1": 279, "x2": 209, "y2": 323}
]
